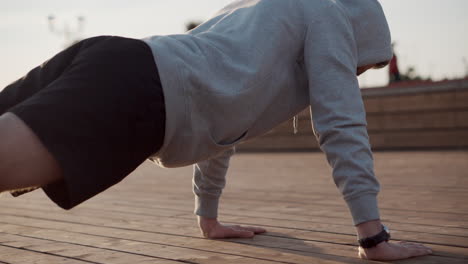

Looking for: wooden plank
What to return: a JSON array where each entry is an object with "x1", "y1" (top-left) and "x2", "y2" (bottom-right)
[
  {"x1": 369, "y1": 129, "x2": 468, "y2": 148},
  {"x1": 366, "y1": 111, "x2": 462, "y2": 130},
  {"x1": 244, "y1": 109, "x2": 468, "y2": 136},
  {"x1": 0, "y1": 232, "x2": 183, "y2": 264},
  {"x1": 2, "y1": 206, "x2": 467, "y2": 263},
  {"x1": 363, "y1": 91, "x2": 457, "y2": 113},
  {"x1": 3, "y1": 179, "x2": 468, "y2": 245},
  {"x1": 4, "y1": 151, "x2": 468, "y2": 226},
  {"x1": 1, "y1": 152, "x2": 467, "y2": 264},
  {"x1": 241, "y1": 123, "x2": 468, "y2": 152},
  {"x1": 2, "y1": 198, "x2": 466, "y2": 244},
  {"x1": 0, "y1": 243, "x2": 90, "y2": 264},
  {"x1": 456, "y1": 110, "x2": 468, "y2": 127},
  {"x1": 0, "y1": 226, "x2": 275, "y2": 264},
  {"x1": 12, "y1": 202, "x2": 468, "y2": 251},
  {"x1": 241, "y1": 83, "x2": 468, "y2": 151},
  {"x1": 5, "y1": 151, "x2": 467, "y2": 224},
  {"x1": 363, "y1": 97, "x2": 384, "y2": 113},
  {"x1": 1, "y1": 207, "x2": 466, "y2": 263},
  {"x1": 362, "y1": 79, "x2": 468, "y2": 98},
  {"x1": 4, "y1": 195, "x2": 468, "y2": 242},
  {"x1": 0, "y1": 219, "x2": 375, "y2": 264},
  {"x1": 456, "y1": 90, "x2": 468, "y2": 108},
  {"x1": 4, "y1": 181, "x2": 466, "y2": 226}
]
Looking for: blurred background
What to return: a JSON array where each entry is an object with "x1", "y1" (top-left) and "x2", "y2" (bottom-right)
[
  {"x1": 1, "y1": 0, "x2": 468, "y2": 89},
  {"x1": 1, "y1": 0, "x2": 467, "y2": 151}
]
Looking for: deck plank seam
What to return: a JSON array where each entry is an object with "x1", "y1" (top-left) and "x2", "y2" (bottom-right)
[
  {"x1": 2, "y1": 214, "x2": 467, "y2": 257},
  {"x1": 79, "y1": 195, "x2": 468, "y2": 217},
  {"x1": 3, "y1": 201, "x2": 468, "y2": 234},
  {"x1": 5, "y1": 201, "x2": 468, "y2": 232},
  {"x1": 2, "y1": 205, "x2": 468, "y2": 239},
  {"x1": 215, "y1": 218, "x2": 468, "y2": 238},
  {"x1": 1, "y1": 232, "x2": 197, "y2": 264},
  {"x1": 7, "y1": 191, "x2": 468, "y2": 215},
  {"x1": 1, "y1": 227, "x2": 299, "y2": 264},
  {"x1": 0, "y1": 243, "x2": 103, "y2": 264}
]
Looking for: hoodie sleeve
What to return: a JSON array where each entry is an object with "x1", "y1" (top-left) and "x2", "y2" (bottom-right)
[
  {"x1": 192, "y1": 147, "x2": 235, "y2": 218},
  {"x1": 303, "y1": 6, "x2": 381, "y2": 225}
]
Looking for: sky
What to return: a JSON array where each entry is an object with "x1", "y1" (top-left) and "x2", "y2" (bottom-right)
[{"x1": 1, "y1": 0, "x2": 468, "y2": 89}]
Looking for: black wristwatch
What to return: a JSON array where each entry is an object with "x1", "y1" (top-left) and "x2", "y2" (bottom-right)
[{"x1": 358, "y1": 225, "x2": 391, "y2": 248}]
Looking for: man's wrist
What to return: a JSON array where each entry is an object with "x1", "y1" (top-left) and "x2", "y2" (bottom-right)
[
  {"x1": 357, "y1": 220, "x2": 391, "y2": 249},
  {"x1": 197, "y1": 216, "x2": 219, "y2": 238},
  {"x1": 346, "y1": 194, "x2": 380, "y2": 226},
  {"x1": 194, "y1": 196, "x2": 220, "y2": 218},
  {"x1": 356, "y1": 219, "x2": 382, "y2": 239}
]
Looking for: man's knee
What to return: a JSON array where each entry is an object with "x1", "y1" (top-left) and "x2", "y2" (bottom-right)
[{"x1": 0, "y1": 112, "x2": 62, "y2": 191}]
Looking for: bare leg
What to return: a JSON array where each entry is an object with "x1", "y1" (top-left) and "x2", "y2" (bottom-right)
[
  {"x1": 0, "y1": 112, "x2": 62, "y2": 192},
  {"x1": 0, "y1": 38, "x2": 104, "y2": 192}
]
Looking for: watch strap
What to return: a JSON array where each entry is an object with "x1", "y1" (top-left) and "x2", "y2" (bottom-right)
[{"x1": 358, "y1": 225, "x2": 391, "y2": 248}]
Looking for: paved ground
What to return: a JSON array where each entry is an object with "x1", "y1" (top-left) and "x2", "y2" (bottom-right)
[{"x1": 1, "y1": 151, "x2": 467, "y2": 263}]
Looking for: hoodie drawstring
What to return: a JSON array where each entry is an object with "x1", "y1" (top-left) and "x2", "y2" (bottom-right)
[{"x1": 293, "y1": 115, "x2": 299, "y2": 134}]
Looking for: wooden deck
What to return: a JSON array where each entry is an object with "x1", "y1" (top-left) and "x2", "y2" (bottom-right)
[{"x1": 1, "y1": 151, "x2": 467, "y2": 263}]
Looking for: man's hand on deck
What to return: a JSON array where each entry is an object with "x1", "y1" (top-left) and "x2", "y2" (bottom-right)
[{"x1": 197, "y1": 216, "x2": 266, "y2": 239}]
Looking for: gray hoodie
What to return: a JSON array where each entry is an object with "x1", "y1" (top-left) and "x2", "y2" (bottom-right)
[{"x1": 143, "y1": 0, "x2": 393, "y2": 225}]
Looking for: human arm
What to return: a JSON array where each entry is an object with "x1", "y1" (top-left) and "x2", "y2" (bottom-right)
[
  {"x1": 304, "y1": 7, "x2": 380, "y2": 230},
  {"x1": 302, "y1": 5, "x2": 431, "y2": 260},
  {"x1": 193, "y1": 147, "x2": 266, "y2": 238}
]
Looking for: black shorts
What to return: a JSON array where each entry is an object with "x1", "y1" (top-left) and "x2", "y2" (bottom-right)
[{"x1": 0, "y1": 36, "x2": 165, "y2": 209}]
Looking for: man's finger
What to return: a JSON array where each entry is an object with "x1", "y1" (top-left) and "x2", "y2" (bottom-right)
[
  {"x1": 407, "y1": 247, "x2": 433, "y2": 257},
  {"x1": 395, "y1": 242, "x2": 432, "y2": 259},
  {"x1": 234, "y1": 226, "x2": 266, "y2": 234},
  {"x1": 398, "y1": 242, "x2": 432, "y2": 252},
  {"x1": 225, "y1": 227, "x2": 255, "y2": 238}
]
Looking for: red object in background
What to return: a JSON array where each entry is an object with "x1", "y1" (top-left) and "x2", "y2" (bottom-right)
[
  {"x1": 389, "y1": 55, "x2": 401, "y2": 83},
  {"x1": 389, "y1": 55, "x2": 399, "y2": 75}
]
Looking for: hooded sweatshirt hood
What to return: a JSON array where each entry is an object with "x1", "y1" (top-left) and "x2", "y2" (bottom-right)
[{"x1": 336, "y1": 0, "x2": 393, "y2": 66}]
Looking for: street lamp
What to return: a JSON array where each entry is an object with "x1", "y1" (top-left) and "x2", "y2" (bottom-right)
[{"x1": 48, "y1": 15, "x2": 86, "y2": 47}]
